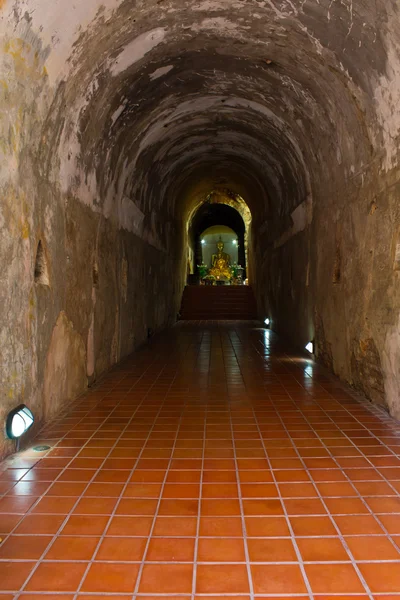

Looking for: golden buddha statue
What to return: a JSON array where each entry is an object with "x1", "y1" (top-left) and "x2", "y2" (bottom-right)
[{"x1": 209, "y1": 238, "x2": 232, "y2": 280}]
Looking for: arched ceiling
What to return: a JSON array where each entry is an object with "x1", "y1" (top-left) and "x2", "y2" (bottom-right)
[{"x1": 1, "y1": 0, "x2": 400, "y2": 236}]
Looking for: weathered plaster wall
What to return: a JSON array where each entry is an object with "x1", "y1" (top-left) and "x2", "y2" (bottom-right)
[
  {"x1": 258, "y1": 161, "x2": 400, "y2": 417},
  {"x1": 42, "y1": 311, "x2": 87, "y2": 420},
  {"x1": 0, "y1": 0, "x2": 400, "y2": 457}
]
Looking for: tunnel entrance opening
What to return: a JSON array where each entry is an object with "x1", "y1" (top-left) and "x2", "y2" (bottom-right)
[{"x1": 186, "y1": 189, "x2": 251, "y2": 285}]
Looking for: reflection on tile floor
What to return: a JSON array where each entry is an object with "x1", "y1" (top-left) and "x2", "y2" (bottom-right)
[{"x1": 1, "y1": 320, "x2": 400, "y2": 599}]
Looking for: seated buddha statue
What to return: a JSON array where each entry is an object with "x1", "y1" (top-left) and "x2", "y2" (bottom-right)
[{"x1": 209, "y1": 239, "x2": 232, "y2": 280}]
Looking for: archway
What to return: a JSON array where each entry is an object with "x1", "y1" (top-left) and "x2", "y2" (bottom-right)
[{"x1": 186, "y1": 190, "x2": 251, "y2": 284}]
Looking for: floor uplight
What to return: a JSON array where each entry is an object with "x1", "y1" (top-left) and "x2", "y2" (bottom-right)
[
  {"x1": 6, "y1": 405, "x2": 34, "y2": 440},
  {"x1": 305, "y1": 341, "x2": 314, "y2": 354}
]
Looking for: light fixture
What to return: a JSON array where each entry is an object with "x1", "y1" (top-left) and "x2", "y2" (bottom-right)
[
  {"x1": 201, "y1": 240, "x2": 205, "y2": 245},
  {"x1": 6, "y1": 405, "x2": 34, "y2": 440},
  {"x1": 305, "y1": 341, "x2": 314, "y2": 354},
  {"x1": 233, "y1": 240, "x2": 237, "y2": 245},
  {"x1": 264, "y1": 318, "x2": 270, "y2": 326}
]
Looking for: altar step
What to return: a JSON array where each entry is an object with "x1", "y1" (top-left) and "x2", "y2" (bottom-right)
[{"x1": 180, "y1": 285, "x2": 258, "y2": 320}]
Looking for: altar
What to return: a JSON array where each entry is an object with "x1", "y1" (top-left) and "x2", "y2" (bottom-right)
[{"x1": 198, "y1": 237, "x2": 243, "y2": 285}]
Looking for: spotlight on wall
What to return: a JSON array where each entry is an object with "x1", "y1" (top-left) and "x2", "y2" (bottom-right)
[
  {"x1": 6, "y1": 405, "x2": 34, "y2": 440},
  {"x1": 264, "y1": 318, "x2": 270, "y2": 326},
  {"x1": 233, "y1": 240, "x2": 237, "y2": 245},
  {"x1": 201, "y1": 240, "x2": 205, "y2": 245},
  {"x1": 305, "y1": 341, "x2": 314, "y2": 354}
]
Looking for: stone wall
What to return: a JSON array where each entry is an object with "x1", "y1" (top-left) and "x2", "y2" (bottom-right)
[{"x1": 254, "y1": 162, "x2": 400, "y2": 418}]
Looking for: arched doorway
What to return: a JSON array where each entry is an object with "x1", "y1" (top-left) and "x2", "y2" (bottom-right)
[{"x1": 187, "y1": 193, "x2": 250, "y2": 284}]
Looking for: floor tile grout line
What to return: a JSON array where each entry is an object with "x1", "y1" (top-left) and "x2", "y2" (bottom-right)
[
  {"x1": 7, "y1": 593, "x2": 339, "y2": 597},
  {"x1": 284, "y1": 344, "x2": 400, "y2": 442},
  {"x1": 131, "y1": 351, "x2": 195, "y2": 598},
  {"x1": 221, "y1": 328, "x2": 254, "y2": 600},
  {"x1": 287, "y1": 367, "x2": 400, "y2": 452},
  {"x1": 34, "y1": 366, "x2": 145, "y2": 445},
  {"x1": 5, "y1": 433, "x2": 398, "y2": 452},
  {"x1": 272, "y1": 418, "x2": 376, "y2": 599},
  {"x1": 234, "y1": 328, "x2": 399, "y2": 460},
  {"x1": 71, "y1": 367, "x2": 179, "y2": 599},
  {"x1": 1, "y1": 353, "x2": 161, "y2": 521},
  {"x1": 12, "y1": 353, "x2": 168, "y2": 598},
  {"x1": 5, "y1": 453, "x2": 395, "y2": 465},
  {"x1": 0, "y1": 399, "x2": 115, "y2": 499},
  {"x1": 227, "y1": 327, "x2": 314, "y2": 600},
  {"x1": 313, "y1": 405, "x2": 400, "y2": 497},
  {"x1": 191, "y1": 328, "x2": 207, "y2": 600},
  {"x1": 3, "y1": 557, "x2": 400, "y2": 564},
  {"x1": 0, "y1": 531, "x2": 398, "y2": 537},
  {"x1": 260, "y1": 356, "x2": 377, "y2": 597},
  {"x1": 21, "y1": 373, "x2": 129, "y2": 452},
  {"x1": 284, "y1": 357, "x2": 400, "y2": 489},
  {"x1": 7, "y1": 492, "x2": 400, "y2": 501},
  {"x1": 1, "y1": 387, "x2": 129, "y2": 549},
  {"x1": 233, "y1": 328, "x2": 398, "y2": 568},
  {"x1": 289, "y1": 400, "x2": 400, "y2": 555},
  {"x1": 2, "y1": 321, "x2": 400, "y2": 596},
  {"x1": 255, "y1": 331, "x2": 384, "y2": 596},
  {"x1": 270, "y1": 353, "x2": 400, "y2": 554},
  {"x1": 6, "y1": 468, "x2": 400, "y2": 480}
]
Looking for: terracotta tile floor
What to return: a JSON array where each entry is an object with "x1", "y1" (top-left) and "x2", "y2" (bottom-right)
[{"x1": 1, "y1": 321, "x2": 400, "y2": 599}]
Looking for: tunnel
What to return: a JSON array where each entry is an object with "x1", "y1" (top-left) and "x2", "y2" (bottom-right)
[
  {"x1": 1, "y1": 2, "x2": 400, "y2": 591},
  {"x1": 1, "y1": 0, "x2": 400, "y2": 457}
]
